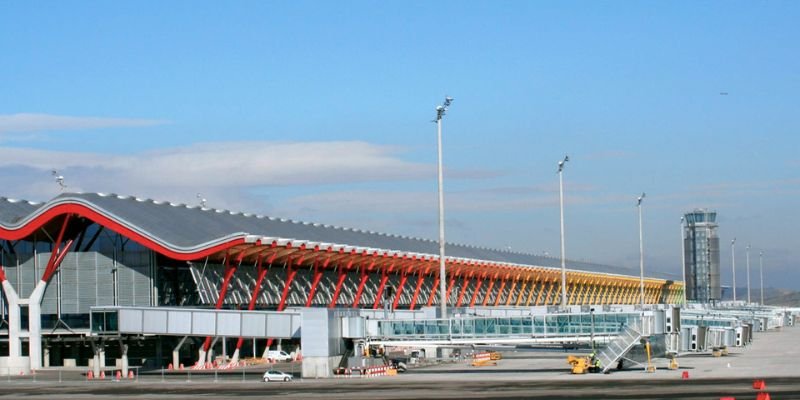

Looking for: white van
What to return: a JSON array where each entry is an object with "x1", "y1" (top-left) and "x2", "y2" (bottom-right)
[{"x1": 267, "y1": 350, "x2": 292, "y2": 361}]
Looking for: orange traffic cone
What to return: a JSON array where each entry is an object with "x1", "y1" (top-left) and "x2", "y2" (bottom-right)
[
  {"x1": 128, "y1": 370, "x2": 135, "y2": 379},
  {"x1": 681, "y1": 371, "x2": 689, "y2": 379},
  {"x1": 756, "y1": 393, "x2": 771, "y2": 400},
  {"x1": 87, "y1": 370, "x2": 94, "y2": 380},
  {"x1": 115, "y1": 370, "x2": 121, "y2": 380},
  {"x1": 179, "y1": 363, "x2": 184, "y2": 370},
  {"x1": 753, "y1": 380, "x2": 766, "y2": 390},
  {"x1": 167, "y1": 363, "x2": 173, "y2": 370},
  {"x1": 99, "y1": 371, "x2": 106, "y2": 379}
]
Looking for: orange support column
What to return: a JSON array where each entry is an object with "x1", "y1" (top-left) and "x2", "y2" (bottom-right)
[
  {"x1": 505, "y1": 277, "x2": 519, "y2": 306},
  {"x1": 482, "y1": 275, "x2": 497, "y2": 307},
  {"x1": 455, "y1": 275, "x2": 471, "y2": 307},
  {"x1": 516, "y1": 279, "x2": 529, "y2": 306},
  {"x1": 468, "y1": 275, "x2": 486, "y2": 307},
  {"x1": 493, "y1": 276, "x2": 509, "y2": 307},
  {"x1": 525, "y1": 278, "x2": 538, "y2": 306}
]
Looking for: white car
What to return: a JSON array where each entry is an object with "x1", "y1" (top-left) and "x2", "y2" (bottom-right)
[
  {"x1": 262, "y1": 370, "x2": 293, "y2": 382},
  {"x1": 267, "y1": 350, "x2": 293, "y2": 361}
]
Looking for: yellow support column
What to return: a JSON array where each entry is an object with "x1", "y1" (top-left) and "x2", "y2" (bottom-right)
[
  {"x1": 586, "y1": 280, "x2": 599, "y2": 304},
  {"x1": 535, "y1": 279, "x2": 549, "y2": 306},
  {"x1": 525, "y1": 277, "x2": 539, "y2": 306}
]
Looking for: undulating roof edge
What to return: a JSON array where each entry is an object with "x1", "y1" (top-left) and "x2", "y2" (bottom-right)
[{"x1": 0, "y1": 192, "x2": 679, "y2": 281}]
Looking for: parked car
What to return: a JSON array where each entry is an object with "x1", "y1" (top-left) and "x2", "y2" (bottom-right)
[
  {"x1": 267, "y1": 350, "x2": 293, "y2": 361},
  {"x1": 262, "y1": 370, "x2": 293, "y2": 382}
]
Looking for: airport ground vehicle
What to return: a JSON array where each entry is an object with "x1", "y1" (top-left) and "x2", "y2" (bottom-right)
[
  {"x1": 262, "y1": 370, "x2": 293, "y2": 382},
  {"x1": 267, "y1": 350, "x2": 293, "y2": 361}
]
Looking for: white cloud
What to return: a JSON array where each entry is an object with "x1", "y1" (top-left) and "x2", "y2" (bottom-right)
[
  {"x1": 0, "y1": 113, "x2": 166, "y2": 134},
  {"x1": 0, "y1": 141, "x2": 436, "y2": 208}
]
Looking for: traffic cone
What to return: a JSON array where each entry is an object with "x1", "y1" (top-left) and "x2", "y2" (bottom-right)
[
  {"x1": 87, "y1": 370, "x2": 94, "y2": 380},
  {"x1": 99, "y1": 371, "x2": 106, "y2": 379},
  {"x1": 167, "y1": 363, "x2": 173, "y2": 370},
  {"x1": 128, "y1": 370, "x2": 135, "y2": 379},
  {"x1": 681, "y1": 371, "x2": 689, "y2": 379},
  {"x1": 753, "y1": 380, "x2": 766, "y2": 390},
  {"x1": 756, "y1": 393, "x2": 771, "y2": 400},
  {"x1": 179, "y1": 363, "x2": 184, "y2": 370},
  {"x1": 115, "y1": 371, "x2": 121, "y2": 381}
]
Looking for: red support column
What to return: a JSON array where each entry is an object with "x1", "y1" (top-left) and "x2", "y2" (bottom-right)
[
  {"x1": 443, "y1": 275, "x2": 457, "y2": 307},
  {"x1": 276, "y1": 262, "x2": 298, "y2": 311},
  {"x1": 493, "y1": 276, "x2": 509, "y2": 307},
  {"x1": 203, "y1": 255, "x2": 240, "y2": 352},
  {"x1": 455, "y1": 275, "x2": 471, "y2": 307},
  {"x1": 426, "y1": 276, "x2": 440, "y2": 307},
  {"x1": 42, "y1": 214, "x2": 74, "y2": 283},
  {"x1": 372, "y1": 273, "x2": 390, "y2": 309},
  {"x1": 352, "y1": 270, "x2": 370, "y2": 308},
  {"x1": 236, "y1": 253, "x2": 273, "y2": 350},
  {"x1": 504, "y1": 277, "x2": 519, "y2": 306},
  {"x1": 328, "y1": 267, "x2": 350, "y2": 308},
  {"x1": 469, "y1": 275, "x2": 485, "y2": 307},
  {"x1": 304, "y1": 266, "x2": 324, "y2": 307},
  {"x1": 408, "y1": 266, "x2": 428, "y2": 310},
  {"x1": 391, "y1": 271, "x2": 409, "y2": 310}
]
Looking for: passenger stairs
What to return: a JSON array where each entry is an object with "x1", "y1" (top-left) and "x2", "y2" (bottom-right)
[{"x1": 596, "y1": 320, "x2": 645, "y2": 373}]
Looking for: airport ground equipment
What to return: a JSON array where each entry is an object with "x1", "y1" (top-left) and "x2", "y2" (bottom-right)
[{"x1": 567, "y1": 355, "x2": 590, "y2": 374}]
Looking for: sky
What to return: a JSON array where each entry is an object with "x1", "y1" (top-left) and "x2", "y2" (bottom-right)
[{"x1": 1, "y1": 1, "x2": 798, "y2": 289}]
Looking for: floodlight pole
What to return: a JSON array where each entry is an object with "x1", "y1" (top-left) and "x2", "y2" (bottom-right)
[
  {"x1": 558, "y1": 156, "x2": 569, "y2": 309},
  {"x1": 759, "y1": 251, "x2": 764, "y2": 305},
  {"x1": 746, "y1": 244, "x2": 751, "y2": 304},
  {"x1": 731, "y1": 239, "x2": 737, "y2": 302},
  {"x1": 637, "y1": 193, "x2": 646, "y2": 313},
  {"x1": 680, "y1": 217, "x2": 687, "y2": 305},
  {"x1": 435, "y1": 96, "x2": 453, "y2": 318}
]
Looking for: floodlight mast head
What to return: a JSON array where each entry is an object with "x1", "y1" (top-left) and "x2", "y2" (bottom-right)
[
  {"x1": 51, "y1": 169, "x2": 66, "y2": 191},
  {"x1": 196, "y1": 193, "x2": 207, "y2": 208},
  {"x1": 637, "y1": 192, "x2": 646, "y2": 205},
  {"x1": 557, "y1": 155, "x2": 569, "y2": 173},
  {"x1": 435, "y1": 96, "x2": 454, "y2": 121}
]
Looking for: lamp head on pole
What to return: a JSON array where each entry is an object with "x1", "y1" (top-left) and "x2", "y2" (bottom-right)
[
  {"x1": 557, "y1": 155, "x2": 569, "y2": 172},
  {"x1": 435, "y1": 96, "x2": 454, "y2": 121},
  {"x1": 51, "y1": 169, "x2": 67, "y2": 191},
  {"x1": 732, "y1": 238, "x2": 736, "y2": 246},
  {"x1": 637, "y1": 192, "x2": 646, "y2": 206}
]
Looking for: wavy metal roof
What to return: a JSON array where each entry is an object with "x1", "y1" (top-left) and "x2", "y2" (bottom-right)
[{"x1": 0, "y1": 192, "x2": 677, "y2": 280}]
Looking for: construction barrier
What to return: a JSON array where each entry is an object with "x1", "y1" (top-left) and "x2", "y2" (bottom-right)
[{"x1": 471, "y1": 352, "x2": 496, "y2": 367}]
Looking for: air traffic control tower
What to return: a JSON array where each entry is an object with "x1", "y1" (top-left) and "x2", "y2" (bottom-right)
[{"x1": 683, "y1": 209, "x2": 721, "y2": 303}]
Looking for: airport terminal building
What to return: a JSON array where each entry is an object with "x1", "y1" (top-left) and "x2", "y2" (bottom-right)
[{"x1": 0, "y1": 192, "x2": 683, "y2": 374}]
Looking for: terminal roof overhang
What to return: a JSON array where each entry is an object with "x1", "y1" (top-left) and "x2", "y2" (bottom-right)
[{"x1": 0, "y1": 192, "x2": 677, "y2": 282}]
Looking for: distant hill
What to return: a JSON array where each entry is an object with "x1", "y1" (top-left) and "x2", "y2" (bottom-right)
[{"x1": 719, "y1": 287, "x2": 800, "y2": 307}]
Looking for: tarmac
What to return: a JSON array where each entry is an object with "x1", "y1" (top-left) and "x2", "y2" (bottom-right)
[{"x1": 1, "y1": 325, "x2": 797, "y2": 399}]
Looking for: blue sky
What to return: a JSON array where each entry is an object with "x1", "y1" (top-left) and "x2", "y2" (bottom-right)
[{"x1": 1, "y1": 2, "x2": 798, "y2": 290}]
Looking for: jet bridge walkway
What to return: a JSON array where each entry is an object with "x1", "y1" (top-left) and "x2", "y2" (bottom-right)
[{"x1": 364, "y1": 312, "x2": 642, "y2": 346}]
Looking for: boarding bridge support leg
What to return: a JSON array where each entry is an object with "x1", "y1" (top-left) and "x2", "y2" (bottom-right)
[
  {"x1": 173, "y1": 336, "x2": 188, "y2": 368},
  {"x1": 119, "y1": 341, "x2": 129, "y2": 378}
]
